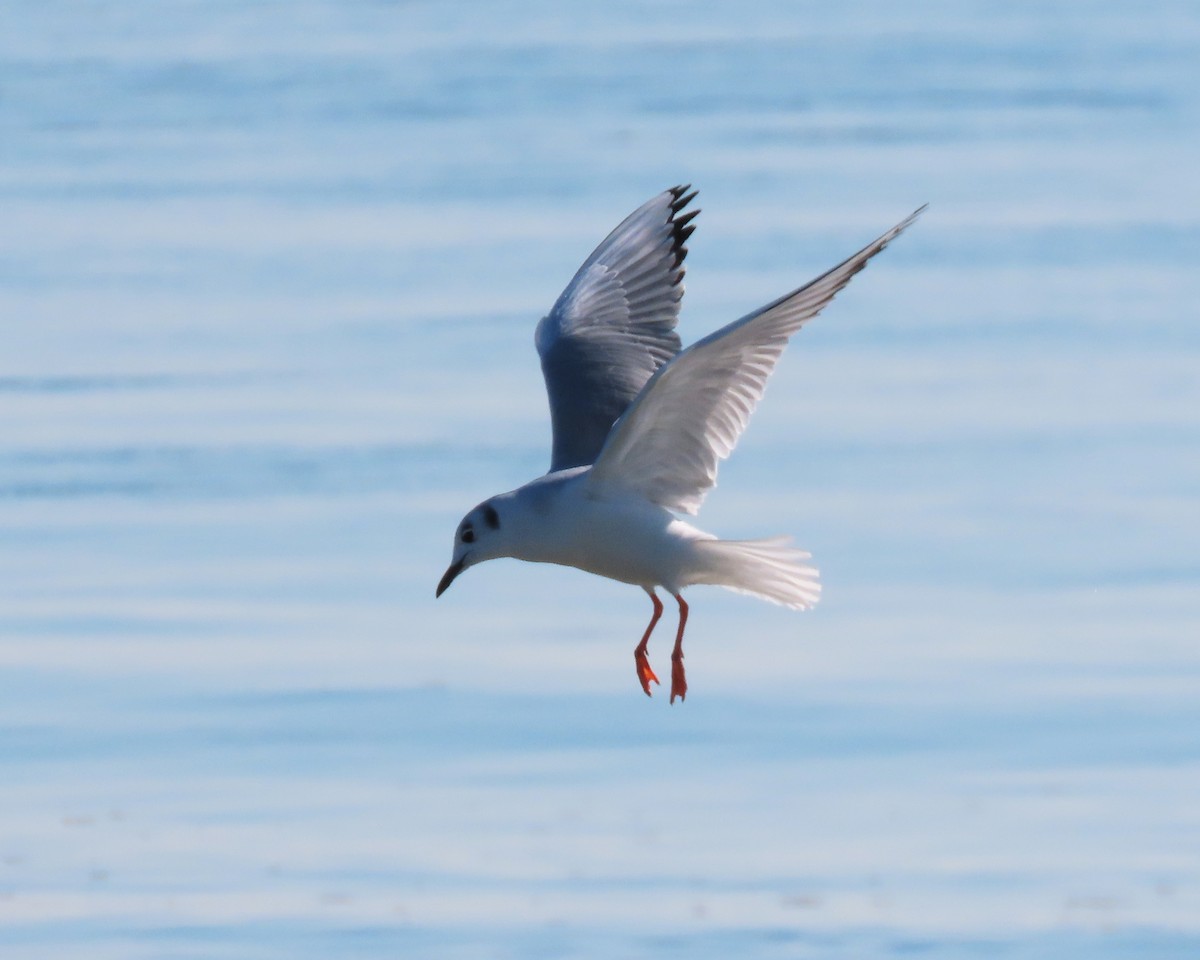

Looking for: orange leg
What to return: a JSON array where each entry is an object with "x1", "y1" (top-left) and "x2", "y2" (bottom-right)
[
  {"x1": 634, "y1": 589, "x2": 662, "y2": 696},
  {"x1": 670, "y1": 593, "x2": 688, "y2": 704}
]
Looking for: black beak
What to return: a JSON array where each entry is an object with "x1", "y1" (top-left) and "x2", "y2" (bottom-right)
[{"x1": 436, "y1": 558, "x2": 465, "y2": 598}]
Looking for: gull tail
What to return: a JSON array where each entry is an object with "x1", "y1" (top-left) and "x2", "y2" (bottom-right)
[{"x1": 688, "y1": 536, "x2": 821, "y2": 610}]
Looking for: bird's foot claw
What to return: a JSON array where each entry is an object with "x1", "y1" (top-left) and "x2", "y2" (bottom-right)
[
  {"x1": 669, "y1": 655, "x2": 687, "y2": 704},
  {"x1": 635, "y1": 653, "x2": 660, "y2": 697}
]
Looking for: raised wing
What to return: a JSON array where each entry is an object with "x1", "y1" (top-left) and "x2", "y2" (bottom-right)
[
  {"x1": 535, "y1": 186, "x2": 699, "y2": 472},
  {"x1": 587, "y1": 206, "x2": 926, "y2": 514}
]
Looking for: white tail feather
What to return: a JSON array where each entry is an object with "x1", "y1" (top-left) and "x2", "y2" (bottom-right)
[{"x1": 687, "y1": 536, "x2": 821, "y2": 610}]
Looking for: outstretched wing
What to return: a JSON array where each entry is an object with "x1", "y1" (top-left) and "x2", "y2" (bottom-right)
[
  {"x1": 587, "y1": 206, "x2": 926, "y2": 515},
  {"x1": 535, "y1": 186, "x2": 699, "y2": 472}
]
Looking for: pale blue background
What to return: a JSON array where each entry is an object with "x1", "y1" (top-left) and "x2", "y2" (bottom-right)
[{"x1": 2, "y1": 1, "x2": 1198, "y2": 957}]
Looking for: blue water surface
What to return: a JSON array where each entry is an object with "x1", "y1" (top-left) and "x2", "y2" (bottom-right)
[{"x1": 2, "y1": 1, "x2": 1198, "y2": 957}]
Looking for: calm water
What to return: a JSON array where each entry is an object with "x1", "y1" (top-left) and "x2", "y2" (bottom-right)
[{"x1": 2, "y1": 1, "x2": 1199, "y2": 957}]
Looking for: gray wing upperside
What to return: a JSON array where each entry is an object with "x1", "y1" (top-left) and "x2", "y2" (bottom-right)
[{"x1": 535, "y1": 186, "x2": 698, "y2": 472}]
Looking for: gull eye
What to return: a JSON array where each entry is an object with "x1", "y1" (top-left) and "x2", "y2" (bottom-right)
[{"x1": 461, "y1": 527, "x2": 475, "y2": 544}]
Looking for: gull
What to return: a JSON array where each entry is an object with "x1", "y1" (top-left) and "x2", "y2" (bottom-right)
[{"x1": 437, "y1": 186, "x2": 923, "y2": 702}]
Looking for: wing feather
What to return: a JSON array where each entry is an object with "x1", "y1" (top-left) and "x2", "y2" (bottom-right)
[
  {"x1": 536, "y1": 187, "x2": 698, "y2": 472},
  {"x1": 587, "y1": 206, "x2": 926, "y2": 514}
]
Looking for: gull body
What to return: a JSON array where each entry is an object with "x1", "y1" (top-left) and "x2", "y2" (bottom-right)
[
  {"x1": 437, "y1": 187, "x2": 923, "y2": 701},
  {"x1": 447, "y1": 468, "x2": 713, "y2": 592}
]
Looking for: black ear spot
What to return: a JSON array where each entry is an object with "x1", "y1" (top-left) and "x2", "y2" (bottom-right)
[{"x1": 483, "y1": 504, "x2": 500, "y2": 530}]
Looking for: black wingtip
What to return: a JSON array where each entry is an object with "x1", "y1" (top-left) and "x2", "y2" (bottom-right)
[
  {"x1": 669, "y1": 185, "x2": 698, "y2": 213},
  {"x1": 666, "y1": 186, "x2": 700, "y2": 276}
]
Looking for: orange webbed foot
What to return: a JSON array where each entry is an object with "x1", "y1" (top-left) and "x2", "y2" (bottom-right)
[
  {"x1": 669, "y1": 653, "x2": 687, "y2": 704},
  {"x1": 635, "y1": 652, "x2": 660, "y2": 697}
]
